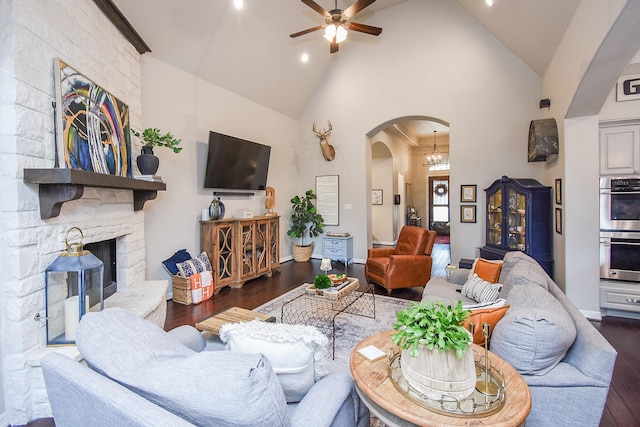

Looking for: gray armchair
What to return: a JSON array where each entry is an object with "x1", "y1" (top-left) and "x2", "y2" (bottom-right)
[{"x1": 42, "y1": 308, "x2": 369, "y2": 427}]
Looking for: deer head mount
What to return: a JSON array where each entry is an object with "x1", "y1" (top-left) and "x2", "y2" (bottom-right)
[{"x1": 312, "y1": 120, "x2": 336, "y2": 161}]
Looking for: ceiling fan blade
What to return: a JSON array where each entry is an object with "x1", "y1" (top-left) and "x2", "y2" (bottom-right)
[
  {"x1": 301, "y1": 0, "x2": 331, "y2": 18},
  {"x1": 330, "y1": 42, "x2": 339, "y2": 53},
  {"x1": 344, "y1": 0, "x2": 376, "y2": 18},
  {"x1": 348, "y1": 22, "x2": 382, "y2": 36},
  {"x1": 290, "y1": 25, "x2": 325, "y2": 38}
]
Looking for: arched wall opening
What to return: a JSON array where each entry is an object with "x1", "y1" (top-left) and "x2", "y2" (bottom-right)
[{"x1": 367, "y1": 115, "x2": 451, "y2": 247}]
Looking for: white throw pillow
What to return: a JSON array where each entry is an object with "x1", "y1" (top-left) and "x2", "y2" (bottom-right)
[
  {"x1": 461, "y1": 273, "x2": 502, "y2": 303},
  {"x1": 219, "y1": 320, "x2": 328, "y2": 403}
]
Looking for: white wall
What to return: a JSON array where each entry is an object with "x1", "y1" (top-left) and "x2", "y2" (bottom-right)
[
  {"x1": 140, "y1": 56, "x2": 300, "y2": 281},
  {"x1": 542, "y1": 0, "x2": 633, "y2": 315},
  {"x1": 299, "y1": 0, "x2": 542, "y2": 265},
  {"x1": 371, "y1": 154, "x2": 393, "y2": 244}
]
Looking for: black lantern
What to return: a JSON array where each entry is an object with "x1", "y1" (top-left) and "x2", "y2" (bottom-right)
[{"x1": 43, "y1": 227, "x2": 104, "y2": 345}]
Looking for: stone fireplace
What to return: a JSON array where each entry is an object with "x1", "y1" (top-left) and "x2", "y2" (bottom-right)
[{"x1": 0, "y1": 0, "x2": 166, "y2": 423}]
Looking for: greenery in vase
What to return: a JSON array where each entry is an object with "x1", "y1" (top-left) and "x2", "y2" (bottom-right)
[
  {"x1": 392, "y1": 300, "x2": 471, "y2": 359},
  {"x1": 287, "y1": 189, "x2": 325, "y2": 246},
  {"x1": 131, "y1": 128, "x2": 183, "y2": 153},
  {"x1": 313, "y1": 274, "x2": 331, "y2": 289}
]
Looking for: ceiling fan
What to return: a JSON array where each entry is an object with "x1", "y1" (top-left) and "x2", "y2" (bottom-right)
[{"x1": 290, "y1": 0, "x2": 383, "y2": 53}]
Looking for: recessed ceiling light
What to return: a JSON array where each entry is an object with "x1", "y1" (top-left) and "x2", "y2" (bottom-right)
[
  {"x1": 301, "y1": 53, "x2": 309, "y2": 63},
  {"x1": 485, "y1": 0, "x2": 494, "y2": 6},
  {"x1": 234, "y1": 0, "x2": 243, "y2": 10}
]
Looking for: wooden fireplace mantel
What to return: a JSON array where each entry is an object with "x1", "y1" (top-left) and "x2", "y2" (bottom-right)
[{"x1": 23, "y1": 169, "x2": 166, "y2": 219}]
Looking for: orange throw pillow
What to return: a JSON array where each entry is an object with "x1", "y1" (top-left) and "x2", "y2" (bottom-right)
[
  {"x1": 470, "y1": 258, "x2": 503, "y2": 283},
  {"x1": 463, "y1": 305, "x2": 510, "y2": 345}
]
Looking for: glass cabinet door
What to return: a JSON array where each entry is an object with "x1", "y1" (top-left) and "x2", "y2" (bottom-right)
[
  {"x1": 487, "y1": 188, "x2": 503, "y2": 246},
  {"x1": 508, "y1": 189, "x2": 527, "y2": 251}
]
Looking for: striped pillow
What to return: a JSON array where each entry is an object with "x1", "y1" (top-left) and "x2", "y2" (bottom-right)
[
  {"x1": 461, "y1": 273, "x2": 502, "y2": 303},
  {"x1": 176, "y1": 252, "x2": 212, "y2": 277}
]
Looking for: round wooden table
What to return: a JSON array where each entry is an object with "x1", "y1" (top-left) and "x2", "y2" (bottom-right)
[{"x1": 350, "y1": 331, "x2": 531, "y2": 427}]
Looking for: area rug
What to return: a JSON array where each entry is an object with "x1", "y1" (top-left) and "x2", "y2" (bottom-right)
[
  {"x1": 254, "y1": 285, "x2": 412, "y2": 427},
  {"x1": 254, "y1": 283, "x2": 412, "y2": 370}
]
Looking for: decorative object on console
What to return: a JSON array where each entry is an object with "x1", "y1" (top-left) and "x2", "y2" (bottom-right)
[
  {"x1": 264, "y1": 186, "x2": 277, "y2": 216},
  {"x1": 392, "y1": 300, "x2": 475, "y2": 400},
  {"x1": 54, "y1": 58, "x2": 132, "y2": 177},
  {"x1": 312, "y1": 121, "x2": 336, "y2": 161},
  {"x1": 40, "y1": 227, "x2": 104, "y2": 345},
  {"x1": 208, "y1": 196, "x2": 225, "y2": 220},
  {"x1": 528, "y1": 118, "x2": 559, "y2": 162},
  {"x1": 290, "y1": 0, "x2": 382, "y2": 54},
  {"x1": 131, "y1": 127, "x2": 182, "y2": 175},
  {"x1": 288, "y1": 190, "x2": 325, "y2": 262}
]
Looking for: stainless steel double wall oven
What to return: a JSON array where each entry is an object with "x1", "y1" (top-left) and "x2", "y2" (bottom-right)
[{"x1": 600, "y1": 177, "x2": 640, "y2": 282}]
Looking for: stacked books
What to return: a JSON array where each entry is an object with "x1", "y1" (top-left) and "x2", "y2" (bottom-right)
[
  {"x1": 326, "y1": 231, "x2": 350, "y2": 237},
  {"x1": 134, "y1": 175, "x2": 163, "y2": 183}
]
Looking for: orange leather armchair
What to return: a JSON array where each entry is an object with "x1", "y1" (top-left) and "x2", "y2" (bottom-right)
[{"x1": 365, "y1": 226, "x2": 437, "y2": 295}]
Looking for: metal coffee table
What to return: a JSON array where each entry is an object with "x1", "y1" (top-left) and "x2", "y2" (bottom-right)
[{"x1": 280, "y1": 278, "x2": 376, "y2": 358}]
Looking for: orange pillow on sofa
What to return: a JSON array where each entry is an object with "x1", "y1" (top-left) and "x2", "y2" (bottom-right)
[
  {"x1": 470, "y1": 258, "x2": 503, "y2": 283},
  {"x1": 462, "y1": 305, "x2": 510, "y2": 344}
]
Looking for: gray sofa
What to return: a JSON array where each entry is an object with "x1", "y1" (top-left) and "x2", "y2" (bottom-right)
[
  {"x1": 421, "y1": 251, "x2": 617, "y2": 427},
  {"x1": 41, "y1": 307, "x2": 369, "y2": 427}
]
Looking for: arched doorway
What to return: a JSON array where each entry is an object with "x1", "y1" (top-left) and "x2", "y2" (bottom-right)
[{"x1": 367, "y1": 116, "x2": 451, "y2": 275}]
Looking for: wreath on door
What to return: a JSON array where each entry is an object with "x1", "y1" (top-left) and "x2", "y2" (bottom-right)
[{"x1": 434, "y1": 183, "x2": 448, "y2": 196}]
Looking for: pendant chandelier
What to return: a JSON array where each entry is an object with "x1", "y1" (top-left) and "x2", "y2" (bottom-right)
[{"x1": 424, "y1": 131, "x2": 442, "y2": 165}]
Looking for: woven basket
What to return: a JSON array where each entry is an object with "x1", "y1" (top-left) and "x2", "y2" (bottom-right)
[
  {"x1": 292, "y1": 243, "x2": 313, "y2": 262},
  {"x1": 172, "y1": 275, "x2": 192, "y2": 305}
]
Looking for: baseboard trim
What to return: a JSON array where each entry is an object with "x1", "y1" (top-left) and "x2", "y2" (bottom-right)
[{"x1": 581, "y1": 309, "x2": 602, "y2": 321}]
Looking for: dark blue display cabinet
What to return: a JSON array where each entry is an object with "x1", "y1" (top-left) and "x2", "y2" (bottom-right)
[{"x1": 480, "y1": 176, "x2": 553, "y2": 277}]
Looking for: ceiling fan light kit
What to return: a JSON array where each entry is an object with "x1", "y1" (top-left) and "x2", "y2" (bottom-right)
[{"x1": 291, "y1": 0, "x2": 383, "y2": 53}]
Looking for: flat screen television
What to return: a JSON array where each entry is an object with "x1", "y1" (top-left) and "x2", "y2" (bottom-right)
[{"x1": 204, "y1": 131, "x2": 271, "y2": 190}]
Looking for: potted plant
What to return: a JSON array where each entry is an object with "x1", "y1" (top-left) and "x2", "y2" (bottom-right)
[
  {"x1": 131, "y1": 127, "x2": 182, "y2": 175},
  {"x1": 287, "y1": 189, "x2": 325, "y2": 262},
  {"x1": 392, "y1": 300, "x2": 476, "y2": 399}
]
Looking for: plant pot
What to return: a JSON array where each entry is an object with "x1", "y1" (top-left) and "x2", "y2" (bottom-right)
[
  {"x1": 292, "y1": 243, "x2": 313, "y2": 262},
  {"x1": 137, "y1": 146, "x2": 159, "y2": 175},
  {"x1": 400, "y1": 342, "x2": 475, "y2": 400}
]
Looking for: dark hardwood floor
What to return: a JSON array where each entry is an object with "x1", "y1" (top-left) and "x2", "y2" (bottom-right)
[{"x1": 25, "y1": 246, "x2": 640, "y2": 427}]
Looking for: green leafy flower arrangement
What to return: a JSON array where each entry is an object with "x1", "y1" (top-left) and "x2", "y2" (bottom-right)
[
  {"x1": 131, "y1": 128, "x2": 182, "y2": 153},
  {"x1": 313, "y1": 274, "x2": 331, "y2": 289},
  {"x1": 392, "y1": 300, "x2": 471, "y2": 359}
]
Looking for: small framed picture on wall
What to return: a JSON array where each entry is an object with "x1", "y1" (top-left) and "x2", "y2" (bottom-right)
[
  {"x1": 555, "y1": 208, "x2": 562, "y2": 234},
  {"x1": 372, "y1": 189, "x2": 383, "y2": 205},
  {"x1": 461, "y1": 205, "x2": 476, "y2": 223},
  {"x1": 555, "y1": 179, "x2": 562, "y2": 205},
  {"x1": 461, "y1": 185, "x2": 477, "y2": 203}
]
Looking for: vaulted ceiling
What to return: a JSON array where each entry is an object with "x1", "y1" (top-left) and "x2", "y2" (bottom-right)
[{"x1": 112, "y1": 0, "x2": 582, "y2": 126}]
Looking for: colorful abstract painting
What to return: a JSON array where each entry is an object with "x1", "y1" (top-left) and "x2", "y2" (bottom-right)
[{"x1": 54, "y1": 59, "x2": 131, "y2": 177}]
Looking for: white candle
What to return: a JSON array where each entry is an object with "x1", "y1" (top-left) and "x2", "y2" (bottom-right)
[
  {"x1": 201, "y1": 208, "x2": 209, "y2": 221},
  {"x1": 64, "y1": 295, "x2": 89, "y2": 341}
]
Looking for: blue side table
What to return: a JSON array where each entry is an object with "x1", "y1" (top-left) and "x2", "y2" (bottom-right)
[{"x1": 323, "y1": 236, "x2": 353, "y2": 265}]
